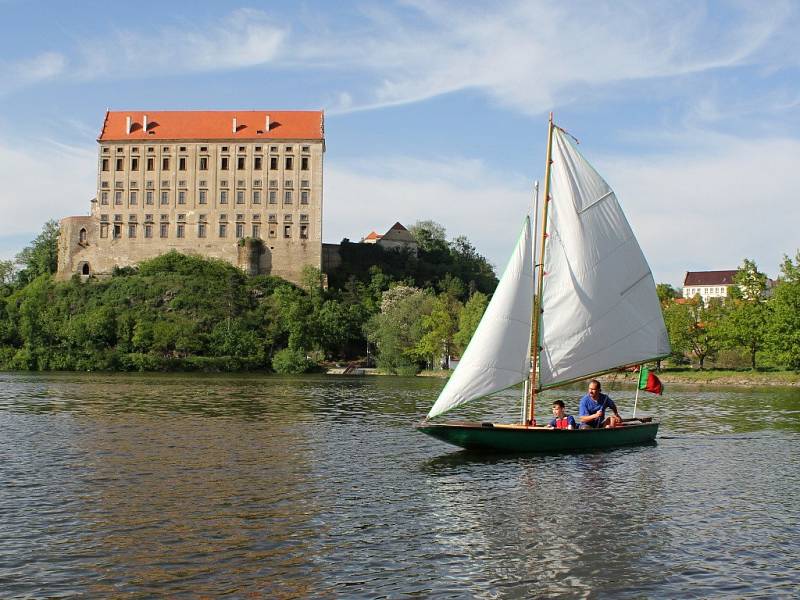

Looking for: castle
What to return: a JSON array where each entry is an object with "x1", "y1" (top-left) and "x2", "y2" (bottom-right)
[{"x1": 57, "y1": 110, "x2": 325, "y2": 284}]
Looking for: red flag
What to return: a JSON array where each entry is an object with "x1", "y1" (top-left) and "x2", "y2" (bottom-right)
[{"x1": 638, "y1": 367, "x2": 663, "y2": 395}]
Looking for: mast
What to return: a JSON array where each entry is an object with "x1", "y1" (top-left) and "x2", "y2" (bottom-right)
[{"x1": 527, "y1": 113, "x2": 555, "y2": 425}]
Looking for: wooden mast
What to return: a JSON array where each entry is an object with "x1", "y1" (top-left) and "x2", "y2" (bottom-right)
[{"x1": 527, "y1": 113, "x2": 555, "y2": 426}]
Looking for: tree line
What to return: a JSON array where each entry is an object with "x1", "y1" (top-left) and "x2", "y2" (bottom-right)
[
  {"x1": 2, "y1": 220, "x2": 798, "y2": 373},
  {"x1": 658, "y1": 257, "x2": 800, "y2": 370},
  {"x1": 0, "y1": 220, "x2": 496, "y2": 373}
]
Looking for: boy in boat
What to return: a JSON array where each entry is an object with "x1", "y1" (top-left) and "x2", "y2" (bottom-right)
[
  {"x1": 548, "y1": 400, "x2": 577, "y2": 429},
  {"x1": 578, "y1": 380, "x2": 623, "y2": 428}
]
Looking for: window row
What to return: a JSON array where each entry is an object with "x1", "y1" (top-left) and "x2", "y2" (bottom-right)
[
  {"x1": 101, "y1": 179, "x2": 311, "y2": 190},
  {"x1": 101, "y1": 155, "x2": 310, "y2": 172},
  {"x1": 100, "y1": 222, "x2": 309, "y2": 240},
  {"x1": 100, "y1": 213, "x2": 310, "y2": 224},
  {"x1": 100, "y1": 189, "x2": 311, "y2": 206},
  {"x1": 104, "y1": 144, "x2": 311, "y2": 155}
]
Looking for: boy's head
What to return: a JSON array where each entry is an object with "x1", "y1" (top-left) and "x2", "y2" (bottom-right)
[{"x1": 551, "y1": 399, "x2": 565, "y2": 417}]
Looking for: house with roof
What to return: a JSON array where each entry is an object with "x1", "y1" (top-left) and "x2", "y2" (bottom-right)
[
  {"x1": 57, "y1": 109, "x2": 325, "y2": 285},
  {"x1": 682, "y1": 270, "x2": 738, "y2": 303}
]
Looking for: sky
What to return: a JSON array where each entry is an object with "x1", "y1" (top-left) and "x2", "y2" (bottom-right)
[{"x1": 1, "y1": 0, "x2": 799, "y2": 287}]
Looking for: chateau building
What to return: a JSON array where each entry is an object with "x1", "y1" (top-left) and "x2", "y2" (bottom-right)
[{"x1": 57, "y1": 110, "x2": 325, "y2": 284}]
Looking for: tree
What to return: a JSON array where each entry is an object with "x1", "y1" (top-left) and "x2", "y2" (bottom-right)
[
  {"x1": 454, "y1": 291, "x2": 488, "y2": 353},
  {"x1": 720, "y1": 259, "x2": 770, "y2": 369},
  {"x1": 366, "y1": 285, "x2": 433, "y2": 373},
  {"x1": 414, "y1": 293, "x2": 462, "y2": 368},
  {"x1": 15, "y1": 220, "x2": 60, "y2": 286},
  {"x1": 409, "y1": 220, "x2": 448, "y2": 253},
  {"x1": 0, "y1": 260, "x2": 15, "y2": 286},
  {"x1": 768, "y1": 251, "x2": 800, "y2": 370},
  {"x1": 662, "y1": 297, "x2": 723, "y2": 368},
  {"x1": 656, "y1": 283, "x2": 680, "y2": 303}
]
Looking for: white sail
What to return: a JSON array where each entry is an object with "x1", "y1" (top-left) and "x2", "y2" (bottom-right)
[
  {"x1": 426, "y1": 218, "x2": 534, "y2": 419},
  {"x1": 538, "y1": 128, "x2": 670, "y2": 388}
]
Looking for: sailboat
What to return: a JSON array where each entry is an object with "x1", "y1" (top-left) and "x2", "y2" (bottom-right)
[{"x1": 417, "y1": 115, "x2": 671, "y2": 452}]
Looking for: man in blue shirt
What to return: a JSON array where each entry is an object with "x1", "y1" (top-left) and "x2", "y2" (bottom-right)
[{"x1": 578, "y1": 379, "x2": 622, "y2": 428}]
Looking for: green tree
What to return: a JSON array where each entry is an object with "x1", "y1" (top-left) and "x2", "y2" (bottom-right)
[
  {"x1": 414, "y1": 293, "x2": 462, "y2": 368},
  {"x1": 768, "y1": 251, "x2": 800, "y2": 369},
  {"x1": 720, "y1": 259, "x2": 770, "y2": 369},
  {"x1": 367, "y1": 285, "x2": 433, "y2": 373},
  {"x1": 15, "y1": 220, "x2": 60, "y2": 286},
  {"x1": 656, "y1": 283, "x2": 680, "y2": 303},
  {"x1": 409, "y1": 220, "x2": 448, "y2": 253},
  {"x1": 454, "y1": 291, "x2": 488, "y2": 353},
  {"x1": 662, "y1": 297, "x2": 723, "y2": 368}
]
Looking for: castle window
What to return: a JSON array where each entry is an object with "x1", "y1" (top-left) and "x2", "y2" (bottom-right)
[
  {"x1": 115, "y1": 191, "x2": 123, "y2": 205},
  {"x1": 219, "y1": 223, "x2": 227, "y2": 237},
  {"x1": 236, "y1": 191, "x2": 244, "y2": 204},
  {"x1": 178, "y1": 190, "x2": 186, "y2": 205},
  {"x1": 129, "y1": 180, "x2": 138, "y2": 189},
  {"x1": 116, "y1": 158, "x2": 123, "y2": 171},
  {"x1": 237, "y1": 179, "x2": 245, "y2": 188},
  {"x1": 237, "y1": 156, "x2": 245, "y2": 170},
  {"x1": 199, "y1": 190, "x2": 207, "y2": 205},
  {"x1": 161, "y1": 180, "x2": 170, "y2": 188},
  {"x1": 199, "y1": 157, "x2": 208, "y2": 171},
  {"x1": 268, "y1": 214, "x2": 277, "y2": 223},
  {"x1": 300, "y1": 190, "x2": 309, "y2": 205},
  {"x1": 177, "y1": 213, "x2": 185, "y2": 222},
  {"x1": 269, "y1": 227, "x2": 277, "y2": 238},
  {"x1": 284, "y1": 214, "x2": 292, "y2": 222},
  {"x1": 269, "y1": 179, "x2": 278, "y2": 189},
  {"x1": 101, "y1": 192, "x2": 109, "y2": 205},
  {"x1": 220, "y1": 190, "x2": 228, "y2": 204},
  {"x1": 238, "y1": 146, "x2": 245, "y2": 152},
  {"x1": 160, "y1": 223, "x2": 168, "y2": 238},
  {"x1": 200, "y1": 146, "x2": 208, "y2": 152},
  {"x1": 301, "y1": 179, "x2": 309, "y2": 189},
  {"x1": 198, "y1": 223, "x2": 207, "y2": 238},
  {"x1": 219, "y1": 213, "x2": 227, "y2": 221},
  {"x1": 270, "y1": 156, "x2": 278, "y2": 170},
  {"x1": 147, "y1": 147, "x2": 154, "y2": 153},
  {"x1": 129, "y1": 191, "x2": 137, "y2": 205},
  {"x1": 100, "y1": 223, "x2": 109, "y2": 238},
  {"x1": 114, "y1": 214, "x2": 123, "y2": 222},
  {"x1": 160, "y1": 191, "x2": 169, "y2": 205},
  {"x1": 179, "y1": 146, "x2": 187, "y2": 152},
  {"x1": 255, "y1": 146, "x2": 262, "y2": 152},
  {"x1": 252, "y1": 213, "x2": 260, "y2": 221},
  {"x1": 269, "y1": 191, "x2": 277, "y2": 204},
  {"x1": 82, "y1": 263, "x2": 90, "y2": 275},
  {"x1": 302, "y1": 146, "x2": 310, "y2": 152},
  {"x1": 79, "y1": 228, "x2": 87, "y2": 244},
  {"x1": 145, "y1": 214, "x2": 153, "y2": 222},
  {"x1": 253, "y1": 191, "x2": 261, "y2": 204},
  {"x1": 236, "y1": 223, "x2": 244, "y2": 238},
  {"x1": 300, "y1": 225, "x2": 308, "y2": 239},
  {"x1": 284, "y1": 190, "x2": 292, "y2": 204},
  {"x1": 220, "y1": 180, "x2": 228, "y2": 188},
  {"x1": 178, "y1": 157, "x2": 186, "y2": 171},
  {"x1": 301, "y1": 157, "x2": 309, "y2": 170},
  {"x1": 144, "y1": 224, "x2": 153, "y2": 238},
  {"x1": 284, "y1": 180, "x2": 293, "y2": 189},
  {"x1": 252, "y1": 224, "x2": 260, "y2": 239},
  {"x1": 254, "y1": 156, "x2": 262, "y2": 170},
  {"x1": 131, "y1": 147, "x2": 139, "y2": 154},
  {"x1": 162, "y1": 157, "x2": 169, "y2": 170},
  {"x1": 102, "y1": 147, "x2": 110, "y2": 154},
  {"x1": 253, "y1": 179, "x2": 262, "y2": 188},
  {"x1": 285, "y1": 156, "x2": 293, "y2": 170},
  {"x1": 270, "y1": 146, "x2": 278, "y2": 152},
  {"x1": 221, "y1": 146, "x2": 228, "y2": 152},
  {"x1": 128, "y1": 224, "x2": 137, "y2": 238},
  {"x1": 117, "y1": 147, "x2": 124, "y2": 153},
  {"x1": 113, "y1": 224, "x2": 122, "y2": 239},
  {"x1": 146, "y1": 191, "x2": 154, "y2": 205},
  {"x1": 299, "y1": 214, "x2": 308, "y2": 223},
  {"x1": 146, "y1": 180, "x2": 154, "y2": 189},
  {"x1": 115, "y1": 181, "x2": 124, "y2": 189},
  {"x1": 102, "y1": 158, "x2": 109, "y2": 171},
  {"x1": 100, "y1": 214, "x2": 109, "y2": 222},
  {"x1": 177, "y1": 224, "x2": 185, "y2": 238},
  {"x1": 146, "y1": 157, "x2": 154, "y2": 171},
  {"x1": 162, "y1": 146, "x2": 170, "y2": 152},
  {"x1": 284, "y1": 225, "x2": 291, "y2": 238},
  {"x1": 131, "y1": 157, "x2": 139, "y2": 171},
  {"x1": 236, "y1": 213, "x2": 244, "y2": 221},
  {"x1": 160, "y1": 214, "x2": 169, "y2": 222},
  {"x1": 101, "y1": 182, "x2": 110, "y2": 189},
  {"x1": 285, "y1": 146, "x2": 293, "y2": 153},
  {"x1": 221, "y1": 157, "x2": 229, "y2": 170},
  {"x1": 199, "y1": 180, "x2": 207, "y2": 187}
]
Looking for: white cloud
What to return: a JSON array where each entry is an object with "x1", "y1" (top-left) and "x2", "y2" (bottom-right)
[
  {"x1": 0, "y1": 51, "x2": 66, "y2": 95},
  {"x1": 75, "y1": 8, "x2": 286, "y2": 79},
  {"x1": 0, "y1": 139, "x2": 95, "y2": 244},
  {"x1": 600, "y1": 134, "x2": 800, "y2": 286}
]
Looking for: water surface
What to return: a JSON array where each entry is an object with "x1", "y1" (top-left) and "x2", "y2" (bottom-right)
[{"x1": 1, "y1": 372, "x2": 798, "y2": 598}]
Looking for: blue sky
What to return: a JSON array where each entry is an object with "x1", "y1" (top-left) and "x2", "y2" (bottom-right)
[{"x1": 1, "y1": 0, "x2": 799, "y2": 286}]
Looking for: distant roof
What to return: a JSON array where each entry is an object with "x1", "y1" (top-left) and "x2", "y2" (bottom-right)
[
  {"x1": 99, "y1": 110, "x2": 324, "y2": 142},
  {"x1": 381, "y1": 222, "x2": 416, "y2": 243},
  {"x1": 363, "y1": 231, "x2": 382, "y2": 241},
  {"x1": 683, "y1": 270, "x2": 738, "y2": 286}
]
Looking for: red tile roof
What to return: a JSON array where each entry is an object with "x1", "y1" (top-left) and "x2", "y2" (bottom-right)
[
  {"x1": 99, "y1": 110, "x2": 324, "y2": 142},
  {"x1": 683, "y1": 270, "x2": 738, "y2": 286},
  {"x1": 364, "y1": 231, "x2": 382, "y2": 241}
]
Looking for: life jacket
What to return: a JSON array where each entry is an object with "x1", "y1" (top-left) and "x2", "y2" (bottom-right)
[{"x1": 554, "y1": 416, "x2": 572, "y2": 429}]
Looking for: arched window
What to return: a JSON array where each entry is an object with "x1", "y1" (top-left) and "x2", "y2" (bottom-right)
[
  {"x1": 82, "y1": 263, "x2": 90, "y2": 275},
  {"x1": 79, "y1": 228, "x2": 87, "y2": 244}
]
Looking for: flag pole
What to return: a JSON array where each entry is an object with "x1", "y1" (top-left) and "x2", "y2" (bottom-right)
[{"x1": 633, "y1": 365, "x2": 641, "y2": 418}]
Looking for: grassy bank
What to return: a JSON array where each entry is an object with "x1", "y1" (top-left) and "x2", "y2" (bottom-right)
[{"x1": 602, "y1": 368, "x2": 800, "y2": 387}]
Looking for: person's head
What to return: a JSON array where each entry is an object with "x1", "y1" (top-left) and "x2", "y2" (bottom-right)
[
  {"x1": 588, "y1": 379, "x2": 601, "y2": 399},
  {"x1": 552, "y1": 399, "x2": 565, "y2": 417}
]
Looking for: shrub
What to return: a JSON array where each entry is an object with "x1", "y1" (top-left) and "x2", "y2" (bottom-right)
[{"x1": 272, "y1": 348, "x2": 312, "y2": 374}]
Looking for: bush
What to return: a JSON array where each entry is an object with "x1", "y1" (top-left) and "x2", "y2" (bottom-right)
[{"x1": 272, "y1": 348, "x2": 312, "y2": 374}]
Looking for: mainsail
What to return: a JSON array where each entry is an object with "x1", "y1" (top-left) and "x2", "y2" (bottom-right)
[
  {"x1": 426, "y1": 218, "x2": 534, "y2": 419},
  {"x1": 537, "y1": 128, "x2": 670, "y2": 389}
]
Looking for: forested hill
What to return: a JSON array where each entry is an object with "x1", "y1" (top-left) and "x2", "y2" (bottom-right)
[{"x1": 0, "y1": 221, "x2": 500, "y2": 373}]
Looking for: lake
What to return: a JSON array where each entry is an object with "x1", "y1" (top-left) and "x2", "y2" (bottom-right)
[{"x1": 1, "y1": 372, "x2": 798, "y2": 598}]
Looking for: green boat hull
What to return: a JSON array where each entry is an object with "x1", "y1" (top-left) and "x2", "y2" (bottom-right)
[{"x1": 417, "y1": 421, "x2": 659, "y2": 453}]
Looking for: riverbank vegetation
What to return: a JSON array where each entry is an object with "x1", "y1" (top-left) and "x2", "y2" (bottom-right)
[{"x1": 1, "y1": 221, "x2": 799, "y2": 376}]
